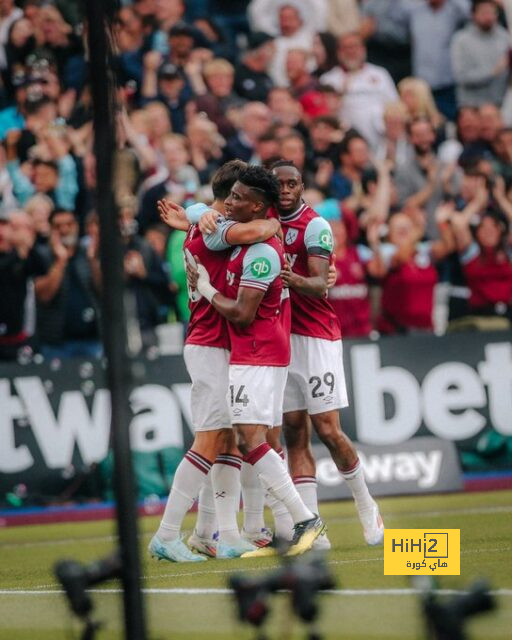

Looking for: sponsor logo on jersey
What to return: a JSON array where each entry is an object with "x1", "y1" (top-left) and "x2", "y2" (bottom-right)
[
  {"x1": 285, "y1": 228, "x2": 299, "y2": 245},
  {"x1": 285, "y1": 253, "x2": 298, "y2": 268},
  {"x1": 250, "y1": 257, "x2": 271, "y2": 278},
  {"x1": 319, "y1": 229, "x2": 333, "y2": 252}
]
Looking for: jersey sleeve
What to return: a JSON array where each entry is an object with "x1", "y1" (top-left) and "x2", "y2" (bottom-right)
[
  {"x1": 185, "y1": 202, "x2": 210, "y2": 224},
  {"x1": 460, "y1": 241, "x2": 480, "y2": 265},
  {"x1": 203, "y1": 216, "x2": 238, "y2": 251},
  {"x1": 240, "y1": 243, "x2": 281, "y2": 292},
  {"x1": 304, "y1": 217, "x2": 334, "y2": 258}
]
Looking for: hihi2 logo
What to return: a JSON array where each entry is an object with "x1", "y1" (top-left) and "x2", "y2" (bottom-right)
[{"x1": 384, "y1": 529, "x2": 460, "y2": 575}]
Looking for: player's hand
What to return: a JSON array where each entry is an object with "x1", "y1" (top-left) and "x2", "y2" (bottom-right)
[
  {"x1": 158, "y1": 198, "x2": 189, "y2": 231},
  {"x1": 198, "y1": 210, "x2": 220, "y2": 234},
  {"x1": 327, "y1": 261, "x2": 337, "y2": 289},
  {"x1": 280, "y1": 262, "x2": 295, "y2": 288}
]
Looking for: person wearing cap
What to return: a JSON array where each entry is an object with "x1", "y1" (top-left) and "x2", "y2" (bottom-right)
[
  {"x1": 234, "y1": 31, "x2": 275, "y2": 102},
  {"x1": 141, "y1": 52, "x2": 192, "y2": 134}
]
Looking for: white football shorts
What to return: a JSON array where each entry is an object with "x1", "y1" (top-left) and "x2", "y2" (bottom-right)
[
  {"x1": 183, "y1": 345, "x2": 231, "y2": 431},
  {"x1": 228, "y1": 364, "x2": 288, "y2": 427},
  {"x1": 283, "y1": 335, "x2": 349, "y2": 415}
]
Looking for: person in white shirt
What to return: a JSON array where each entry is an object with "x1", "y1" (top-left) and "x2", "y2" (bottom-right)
[
  {"x1": 267, "y1": 4, "x2": 316, "y2": 87},
  {"x1": 0, "y1": 0, "x2": 22, "y2": 70},
  {"x1": 320, "y1": 32, "x2": 398, "y2": 149}
]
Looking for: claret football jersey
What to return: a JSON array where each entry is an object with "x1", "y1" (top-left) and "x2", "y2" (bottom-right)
[
  {"x1": 204, "y1": 217, "x2": 290, "y2": 367},
  {"x1": 269, "y1": 203, "x2": 341, "y2": 341}
]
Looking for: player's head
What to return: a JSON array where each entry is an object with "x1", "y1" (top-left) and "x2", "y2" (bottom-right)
[
  {"x1": 225, "y1": 165, "x2": 280, "y2": 222},
  {"x1": 271, "y1": 160, "x2": 304, "y2": 214},
  {"x1": 211, "y1": 159, "x2": 247, "y2": 201}
]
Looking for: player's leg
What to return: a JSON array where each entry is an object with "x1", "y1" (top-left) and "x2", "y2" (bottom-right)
[
  {"x1": 210, "y1": 429, "x2": 245, "y2": 550},
  {"x1": 306, "y1": 338, "x2": 384, "y2": 546},
  {"x1": 234, "y1": 366, "x2": 325, "y2": 557},
  {"x1": 149, "y1": 346, "x2": 228, "y2": 562}
]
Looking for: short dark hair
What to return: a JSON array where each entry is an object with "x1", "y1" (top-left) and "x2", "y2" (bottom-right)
[
  {"x1": 472, "y1": 0, "x2": 496, "y2": 12},
  {"x1": 311, "y1": 115, "x2": 340, "y2": 129},
  {"x1": 270, "y1": 158, "x2": 301, "y2": 173},
  {"x1": 238, "y1": 165, "x2": 280, "y2": 206},
  {"x1": 338, "y1": 131, "x2": 366, "y2": 156},
  {"x1": 211, "y1": 160, "x2": 247, "y2": 200},
  {"x1": 49, "y1": 208, "x2": 77, "y2": 224}
]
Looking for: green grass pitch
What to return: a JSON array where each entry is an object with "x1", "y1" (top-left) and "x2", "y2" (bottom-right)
[{"x1": 1, "y1": 490, "x2": 511, "y2": 639}]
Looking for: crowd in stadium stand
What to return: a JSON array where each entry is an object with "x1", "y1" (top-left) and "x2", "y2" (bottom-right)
[{"x1": 0, "y1": 0, "x2": 512, "y2": 361}]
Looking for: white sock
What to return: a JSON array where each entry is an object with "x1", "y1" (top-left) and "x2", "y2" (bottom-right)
[
  {"x1": 157, "y1": 450, "x2": 212, "y2": 541},
  {"x1": 212, "y1": 453, "x2": 242, "y2": 545},
  {"x1": 264, "y1": 448, "x2": 293, "y2": 540},
  {"x1": 342, "y1": 460, "x2": 373, "y2": 511},
  {"x1": 294, "y1": 476, "x2": 319, "y2": 515},
  {"x1": 241, "y1": 461, "x2": 266, "y2": 534},
  {"x1": 195, "y1": 472, "x2": 217, "y2": 539},
  {"x1": 245, "y1": 443, "x2": 314, "y2": 525}
]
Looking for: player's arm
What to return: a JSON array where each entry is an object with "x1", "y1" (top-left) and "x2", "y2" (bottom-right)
[
  {"x1": 158, "y1": 198, "x2": 190, "y2": 231},
  {"x1": 281, "y1": 255, "x2": 329, "y2": 298},
  {"x1": 210, "y1": 286, "x2": 265, "y2": 328},
  {"x1": 189, "y1": 243, "x2": 280, "y2": 328},
  {"x1": 225, "y1": 218, "x2": 281, "y2": 245},
  {"x1": 281, "y1": 218, "x2": 334, "y2": 298}
]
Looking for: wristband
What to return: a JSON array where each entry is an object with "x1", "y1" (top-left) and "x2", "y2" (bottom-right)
[{"x1": 197, "y1": 280, "x2": 219, "y2": 303}]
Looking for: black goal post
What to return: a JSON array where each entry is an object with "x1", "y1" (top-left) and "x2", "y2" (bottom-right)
[{"x1": 84, "y1": 1, "x2": 147, "y2": 638}]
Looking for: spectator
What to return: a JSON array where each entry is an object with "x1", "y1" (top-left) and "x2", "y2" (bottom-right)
[
  {"x1": 267, "y1": 87, "x2": 304, "y2": 128},
  {"x1": 328, "y1": 218, "x2": 385, "y2": 337},
  {"x1": 286, "y1": 48, "x2": 319, "y2": 98},
  {"x1": 311, "y1": 32, "x2": 338, "y2": 77},
  {"x1": 268, "y1": 3, "x2": 316, "y2": 88},
  {"x1": 398, "y1": 77, "x2": 445, "y2": 138},
  {"x1": 150, "y1": 0, "x2": 186, "y2": 55},
  {"x1": 186, "y1": 114, "x2": 225, "y2": 183},
  {"x1": 320, "y1": 32, "x2": 398, "y2": 149},
  {"x1": 5, "y1": 126, "x2": 78, "y2": 210},
  {"x1": 360, "y1": 0, "x2": 411, "y2": 83},
  {"x1": 222, "y1": 100, "x2": 272, "y2": 162},
  {"x1": 451, "y1": 0, "x2": 509, "y2": 108},
  {"x1": 329, "y1": 132, "x2": 371, "y2": 201},
  {"x1": 194, "y1": 57, "x2": 242, "y2": 138},
  {"x1": 249, "y1": 0, "x2": 328, "y2": 36},
  {"x1": 234, "y1": 31, "x2": 275, "y2": 102},
  {"x1": 394, "y1": 118, "x2": 448, "y2": 239},
  {"x1": 120, "y1": 195, "x2": 173, "y2": 348},
  {"x1": 0, "y1": 206, "x2": 45, "y2": 360},
  {"x1": 398, "y1": 0, "x2": 470, "y2": 121},
  {"x1": 278, "y1": 132, "x2": 316, "y2": 187},
  {"x1": 141, "y1": 54, "x2": 192, "y2": 133},
  {"x1": 139, "y1": 133, "x2": 199, "y2": 232},
  {"x1": 25, "y1": 193, "x2": 53, "y2": 246},
  {"x1": 35, "y1": 208, "x2": 102, "y2": 359},
  {"x1": 376, "y1": 206, "x2": 455, "y2": 334},
  {"x1": 0, "y1": 0, "x2": 23, "y2": 72},
  {"x1": 375, "y1": 101, "x2": 409, "y2": 166},
  {"x1": 451, "y1": 208, "x2": 512, "y2": 329}
]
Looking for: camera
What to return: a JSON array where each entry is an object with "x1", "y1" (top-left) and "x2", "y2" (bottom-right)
[
  {"x1": 55, "y1": 552, "x2": 122, "y2": 639},
  {"x1": 415, "y1": 576, "x2": 496, "y2": 640},
  {"x1": 230, "y1": 554, "x2": 335, "y2": 640}
]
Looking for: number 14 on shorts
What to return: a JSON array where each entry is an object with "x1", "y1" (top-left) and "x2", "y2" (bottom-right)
[{"x1": 230, "y1": 384, "x2": 250, "y2": 407}]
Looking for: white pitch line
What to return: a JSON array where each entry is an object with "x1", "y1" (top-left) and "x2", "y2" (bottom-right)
[
  {"x1": 2, "y1": 504, "x2": 511, "y2": 550},
  {"x1": 1, "y1": 588, "x2": 512, "y2": 597}
]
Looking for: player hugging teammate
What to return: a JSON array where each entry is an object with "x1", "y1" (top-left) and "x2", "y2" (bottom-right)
[{"x1": 149, "y1": 162, "x2": 383, "y2": 564}]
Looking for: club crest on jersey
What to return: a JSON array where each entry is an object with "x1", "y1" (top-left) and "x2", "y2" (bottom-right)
[
  {"x1": 285, "y1": 228, "x2": 299, "y2": 245},
  {"x1": 230, "y1": 246, "x2": 242, "y2": 261},
  {"x1": 319, "y1": 229, "x2": 333, "y2": 251},
  {"x1": 250, "y1": 257, "x2": 271, "y2": 278}
]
